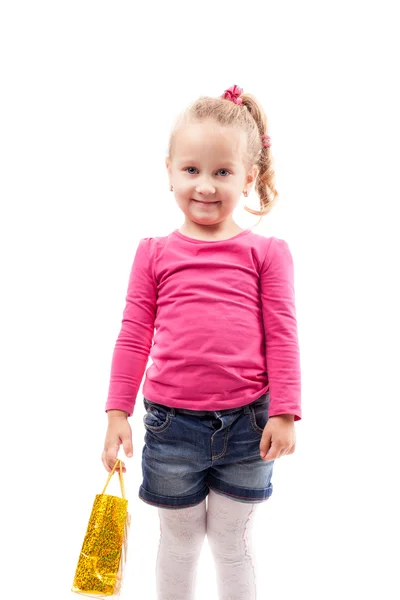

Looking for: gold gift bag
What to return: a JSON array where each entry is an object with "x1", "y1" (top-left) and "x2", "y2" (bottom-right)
[{"x1": 72, "y1": 459, "x2": 131, "y2": 598}]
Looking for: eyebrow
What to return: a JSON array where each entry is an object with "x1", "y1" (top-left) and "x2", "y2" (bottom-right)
[{"x1": 177, "y1": 159, "x2": 237, "y2": 167}]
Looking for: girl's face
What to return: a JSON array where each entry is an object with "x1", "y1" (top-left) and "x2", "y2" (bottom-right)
[{"x1": 166, "y1": 120, "x2": 258, "y2": 230}]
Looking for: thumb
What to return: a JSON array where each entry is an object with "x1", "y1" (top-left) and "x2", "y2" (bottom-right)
[
  {"x1": 260, "y1": 433, "x2": 272, "y2": 458},
  {"x1": 123, "y1": 436, "x2": 133, "y2": 458},
  {"x1": 261, "y1": 440, "x2": 280, "y2": 462}
]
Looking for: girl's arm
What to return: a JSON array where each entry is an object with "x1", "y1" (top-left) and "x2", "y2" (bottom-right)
[
  {"x1": 105, "y1": 237, "x2": 157, "y2": 418},
  {"x1": 260, "y1": 237, "x2": 302, "y2": 421}
]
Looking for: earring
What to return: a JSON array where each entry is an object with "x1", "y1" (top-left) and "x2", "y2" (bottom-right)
[
  {"x1": 170, "y1": 185, "x2": 173, "y2": 192},
  {"x1": 243, "y1": 190, "x2": 248, "y2": 197}
]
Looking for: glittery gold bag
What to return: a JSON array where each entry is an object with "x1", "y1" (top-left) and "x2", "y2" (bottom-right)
[{"x1": 72, "y1": 459, "x2": 131, "y2": 598}]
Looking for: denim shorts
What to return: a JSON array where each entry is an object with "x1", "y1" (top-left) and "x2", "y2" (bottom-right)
[{"x1": 138, "y1": 392, "x2": 274, "y2": 509}]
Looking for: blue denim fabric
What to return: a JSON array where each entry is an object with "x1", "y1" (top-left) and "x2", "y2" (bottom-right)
[{"x1": 139, "y1": 392, "x2": 274, "y2": 509}]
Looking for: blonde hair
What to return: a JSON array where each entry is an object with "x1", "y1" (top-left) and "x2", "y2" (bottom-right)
[{"x1": 167, "y1": 90, "x2": 279, "y2": 223}]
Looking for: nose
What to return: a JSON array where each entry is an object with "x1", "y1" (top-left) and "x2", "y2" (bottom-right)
[{"x1": 195, "y1": 179, "x2": 216, "y2": 195}]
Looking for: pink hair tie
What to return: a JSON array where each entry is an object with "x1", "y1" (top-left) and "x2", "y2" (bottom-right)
[
  {"x1": 221, "y1": 84, "x2": 243, "y2": 105},
  {"x1": 261, "y1": 134, "x2": 271, "y2": 148}
]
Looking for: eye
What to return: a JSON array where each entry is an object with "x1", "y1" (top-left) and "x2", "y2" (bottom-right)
[{"x1": 184, "y1": 167, "x2": 231, "y2": 176}]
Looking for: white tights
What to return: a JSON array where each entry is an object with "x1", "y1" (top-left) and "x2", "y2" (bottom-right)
[{"x1": 155, "y1": 488, "x2": 259, "y2": 600}]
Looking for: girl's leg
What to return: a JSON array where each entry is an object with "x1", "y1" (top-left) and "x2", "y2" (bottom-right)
[
  {"x1": 207, "y1": 488, "x2": 259, "y2": 600},
  {"x1": 156, "y1": 499, "x2": 207, "y2": 600}
]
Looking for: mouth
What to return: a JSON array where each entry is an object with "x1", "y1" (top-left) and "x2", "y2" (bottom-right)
[{"x1": 192, "y1": 199, "x2": 220, "y2": 205}]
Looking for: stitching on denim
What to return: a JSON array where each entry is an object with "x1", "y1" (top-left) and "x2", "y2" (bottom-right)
[
  {"x1": 143, "y1": 410, "x2": 173, "y2": 433},
  {"x1": 207, "y1": 485, "x2": 269, "y2": 502},
  {"x1": 211, "y1": 423, "x2": 231, "y2": 460}
]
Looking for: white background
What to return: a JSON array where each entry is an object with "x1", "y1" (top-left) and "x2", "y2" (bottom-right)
[{"x1": 1, "y1": 1, "x2": 399, "y2": 599}]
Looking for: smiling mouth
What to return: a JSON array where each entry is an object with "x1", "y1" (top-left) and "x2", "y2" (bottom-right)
[{"x1": 192, "y1": 199, "x2": 220, "y2": 204}]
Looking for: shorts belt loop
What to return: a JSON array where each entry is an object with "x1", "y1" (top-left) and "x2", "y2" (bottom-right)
[
  {"x1": 244, "y1": 404, "x2": 251, "y2": 415},
  {"x1": 170, "y1": 407, "x2": 176, "y2": 416}
]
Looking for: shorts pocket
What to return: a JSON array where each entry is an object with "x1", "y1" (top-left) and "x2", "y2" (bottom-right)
[
  {"x1": 249, "y1": 397, "x2": 270, "y2": 435},
  {"x1": 143, "y1": 399, "x2": 173, "y2": 433}
]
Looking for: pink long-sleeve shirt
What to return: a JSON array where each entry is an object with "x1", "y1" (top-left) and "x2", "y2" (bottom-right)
[{"x1": 105, "y1": 229, "x2": 302, "y2": 421}]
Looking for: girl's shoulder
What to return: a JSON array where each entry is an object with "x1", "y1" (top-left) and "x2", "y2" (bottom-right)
[
  {"x1": 247, "y1": 230, "x2": 290, "y2": 252},
  {"x1": 134, "y1": 233, "x2": 170, "y2": 264},
  {"x1": 247, "y1": 231, "x2": 295, "y2": 271}
]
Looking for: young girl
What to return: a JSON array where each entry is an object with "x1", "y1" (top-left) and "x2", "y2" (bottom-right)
[{"x1": 102, "y1": 84, "x2": 302, "y2": 600}]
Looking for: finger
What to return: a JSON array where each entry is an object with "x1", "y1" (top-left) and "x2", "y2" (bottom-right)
[
  {"x1": 260, "y1": 437, "x2": 272, "y2": 458},
  {"x1": 101, "y1": 455, "x2": 127, "y2": 473},
  {"x1": 261, "y1": 449, "x2": 275, "y2": 461},
  {"x1": 122, "y1": 437, "x2": 133, "y2": 458},
  {"x1": 262, "y1": 442, "x2": 279, "y2": 461},
  {"x1": 280, "y1": 444, "x2": 294, "y2": 457},
  {"x1": 277, "y1": 447, "x2": 289, "y2": 459},
  {"x1": 105, "y1": 444, "x2": 120, "y2": 470},
  {"x1": 263, "y1": 453, "x2": 277, "y2": 462},
  {"x1": 101, "y1": 450, "x2": 110, "y2": 472},
  {"x1": 101, "y1": 450, "x2": 115, "y2": 473},
  {"x1": 108, "y1": 458, "x2": 127, "y2": 473},
  {"x1": 115, "y1": 459, "x2": 126, "y2": 472}
]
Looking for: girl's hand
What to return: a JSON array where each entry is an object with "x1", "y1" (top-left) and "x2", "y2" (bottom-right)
[
  {"x1": 102, "y1": 414, "x2": 133, "y2": 473},
  {"x1": 260, "y1": 415, "x2": 296, "y2": 461}
]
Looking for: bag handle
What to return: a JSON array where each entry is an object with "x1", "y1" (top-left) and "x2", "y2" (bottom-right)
[{"x1": 101, "y1": 459, "x2": 126, "y2": 499}]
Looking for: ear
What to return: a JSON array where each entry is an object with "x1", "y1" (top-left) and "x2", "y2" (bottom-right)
[{"x1": 246, "y1": 165, "x2": 259, "y2": 187}]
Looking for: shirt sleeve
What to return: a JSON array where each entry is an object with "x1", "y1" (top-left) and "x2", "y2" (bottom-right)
[
  {"x1": 260, "y1": 237, "x2": 302, "y2": 421},
  {"x1": 105, "y1": 238, "x2": 157, "y2": 417}
]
